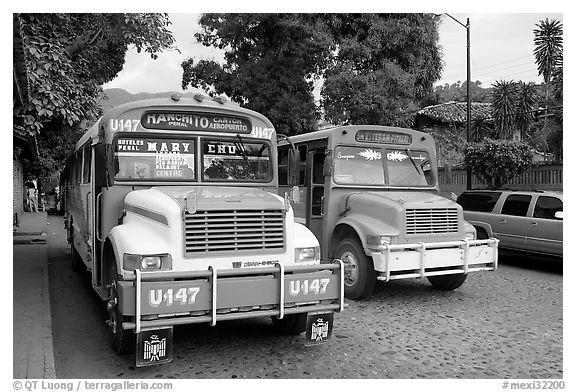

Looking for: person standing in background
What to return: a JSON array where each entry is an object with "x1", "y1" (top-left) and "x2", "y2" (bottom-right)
[{"x1": 25, "y1": 179, "x2": 38, "y2": 212}]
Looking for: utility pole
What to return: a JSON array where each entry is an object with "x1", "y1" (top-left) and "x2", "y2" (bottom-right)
[
  {"x1": 466, "y1": 17, "x2": 472, "y2": 191},
  {"x1": 444, "y1": 14, "x2": 472, "y2": 190}
]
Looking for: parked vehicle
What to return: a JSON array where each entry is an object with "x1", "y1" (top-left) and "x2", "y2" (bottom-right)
[
  {"x1": 457, "y1": 190, "x2": 563, "y2": 259},
  {"x1": 61, "y1": 94, "x2": 344, "y2": 367},
  {"x1": 277, "y1": 125, "x2": 499, "y2": 300}
]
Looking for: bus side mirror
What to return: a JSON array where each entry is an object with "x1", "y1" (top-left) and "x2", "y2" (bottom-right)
[
  {"x1": 288, "y1": 148, "x2": 300, "y2": 186},
  {"x1": 323, "y1": 153, "x2": 333, "y2": 177},
  {"x1": 291, "y1": 185, "x2": 303, "y2": 204}
]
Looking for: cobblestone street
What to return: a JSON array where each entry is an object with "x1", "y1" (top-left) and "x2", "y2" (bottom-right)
[{"x1": 48, "y1": 212, "x2": 562, "y2": 379}]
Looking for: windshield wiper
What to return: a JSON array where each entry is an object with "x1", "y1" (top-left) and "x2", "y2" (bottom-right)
[
  {"x1": 405, "y1": 148, "x2": 422, "y2": 175},
  {"x1": 234, "y1": 134, "x2": 253, "y2": 179}
]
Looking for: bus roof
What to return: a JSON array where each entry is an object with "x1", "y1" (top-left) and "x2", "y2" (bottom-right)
[
  {"x1": 281, "y1": 125, "x2": 432, "y2": 145},
  {"x1": 73, "y1": 94, "x2": 275, "y2": 151}
]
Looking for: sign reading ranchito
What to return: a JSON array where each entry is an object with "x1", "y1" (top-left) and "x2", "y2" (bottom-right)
[{"x1": 141, "y1": 111, "x2": 252, "y2": 133}]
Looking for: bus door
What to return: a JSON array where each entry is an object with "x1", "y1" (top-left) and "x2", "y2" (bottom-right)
[{"x1": 308, "y1": 148, "x2": 327, "y2": 251}]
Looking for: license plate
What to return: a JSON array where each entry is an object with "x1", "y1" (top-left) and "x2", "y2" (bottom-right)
[
  {"x1": 136, "y1": 327, "x2": 173, "y2": 367},
  {"x1": 305, "y1": 312, "x2": 334, "y2": 346}
]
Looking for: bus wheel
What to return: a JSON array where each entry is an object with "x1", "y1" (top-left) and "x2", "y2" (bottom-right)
[
  {"x1": 427, "y1": 273, "x2": 467, "y2": 290},
  {"x1": 71, "y1": 244, "x2": 83, "y2": 272},
  {"x1": 271, "y1": 313, "x2": 307, "y2": 335},
  {"x1": 335, "y1": 237, "x2": 376, "y2": 300},
  {"x1": 107, "y1": 263, "x2": 134, "y2": 354}
]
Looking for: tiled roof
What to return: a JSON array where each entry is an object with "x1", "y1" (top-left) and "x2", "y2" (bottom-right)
[{"x1": 417, "y1": 101, "x2": 492, "y2": 124}]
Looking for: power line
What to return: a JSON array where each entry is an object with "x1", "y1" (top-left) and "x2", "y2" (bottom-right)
[
  {"x1": 441, "y1": 55, "x2": 535, "y2": 81},
  {"x1": 472, "y1": 55, "x2": 534, "y2": 72}
]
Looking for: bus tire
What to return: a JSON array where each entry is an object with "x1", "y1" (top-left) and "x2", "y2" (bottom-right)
[
  {"x1": 335, "y1": 237, "x2": 376, "y2": 300},
  {"x1": 271, "y1": 313, "x2": 307, "y2": 335},
  {"x1": 107, "y1": 262, "x2": 134, "y2": 354},
  {"x1": 71, "y1": 244, "x2": 83, "y2": 272},
  {"x1": 427, "y1": 273, "x2": 467, "y2": 290}
]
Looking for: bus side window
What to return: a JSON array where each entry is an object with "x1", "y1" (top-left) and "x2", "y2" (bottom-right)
[
  {"x1": 312, "y1": 149, "x2": 326, "y2": 185},
  {"x1": 278, "y1": 147, "x2": 288, "y2": 186},
  {"x1": 82, "y1": 144, "x2": 91, "y2": 184},
  {"x1": 298, "y1": 145, "x2": 307, "y2": 186},
  {"x1": 73, "y1": 151, "x2": 82, "y2": 184},
  {"x1": 311, "y1": 150, "x2": 326, "y2": 216}
]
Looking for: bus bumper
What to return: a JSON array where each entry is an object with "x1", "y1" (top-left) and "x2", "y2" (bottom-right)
[
  {"x1": 370, "y1": 238, "x2": 499, "y2": 281},
  {"x1": 115, "y1": 262, "x2": 344, "y2": 365}
]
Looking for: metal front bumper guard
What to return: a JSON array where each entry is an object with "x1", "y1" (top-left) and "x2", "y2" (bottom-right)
[
  {"x1": 118, "y1": 261, "x2": 345, "y2": 334},
  {"x1": 372, "y1": 238, "x2": 499, "y2": 282}
]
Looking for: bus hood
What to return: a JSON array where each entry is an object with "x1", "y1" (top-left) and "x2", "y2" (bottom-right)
[
  {"x1": 360, "y1": 191, "x2": 457, "y2": 208},
  {"x1": 151, "y1": 186, "x2": 285, "y2": 212},
  {"x1": 341, "y1": 191, "x2": 459, "y2": 217}
]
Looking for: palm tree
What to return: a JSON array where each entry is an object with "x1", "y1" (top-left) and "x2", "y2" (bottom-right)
[
  {"x1": 515, "y1": 81, "x2": 539, "y2": 140},
  {"x1": 534, "y1": 19, "x2": 563, "y2": 85},
  {"x1": 491, "y1": 80, "x2": 518, "y2": 140},
  {"x1": 533, "y1": 18, "x2": 563, "y2": 161}
]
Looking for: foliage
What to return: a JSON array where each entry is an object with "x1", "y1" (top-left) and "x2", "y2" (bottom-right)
[
  {"x1": 183, "y1": 13, "x2": 444, "y2": 134},
  {"x1": 19, "y1": 13, "x2": 176, "y2": 179},
  {"x1": 464, "y1": 139, "x2": 533, "y2": 189},
  {"x1": 533, "y1": 18, "x2": 563, "y2": 162},
  {"x1": 431, "y1": 80, "x2": 492, "y2": 104},
  {"x1": 491, "y1": 80, "x2": 519, "y2": 139},
  {"x1": 320, "y1": 14, "x2": 443, "y2": 126},
  {"x1": 533, "y1": 18, "x2": 563, "y2": 85},
  {"x1": 182, "y1": 14, "x2": 333, "y2": 135}
]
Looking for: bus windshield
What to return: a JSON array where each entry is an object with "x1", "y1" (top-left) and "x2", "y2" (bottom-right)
[
  {"x1": 333, "y1": 146, "x2": 434, "y2": 187},
  {"x1": 114, "y1": 136, "x2": 272, "y2": 182},
  {"x1": 202, "y1": 138, "x2": 271, "y2": 182},
  {"x1": 115, "y1": 136, "x2": 196, "y2": 181}
]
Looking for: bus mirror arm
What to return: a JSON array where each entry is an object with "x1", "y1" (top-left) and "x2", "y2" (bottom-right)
[{"x1": 288, "y1": 148, "x2": 300, "y2": 186}]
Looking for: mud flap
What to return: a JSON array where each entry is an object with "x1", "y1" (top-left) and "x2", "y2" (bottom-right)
[
  {"x1": 305, "y1": 311, "x2": 334, "y2": 346},
  {"x1": 136, "y1": 327, "x2": 173, "y2": 367}
]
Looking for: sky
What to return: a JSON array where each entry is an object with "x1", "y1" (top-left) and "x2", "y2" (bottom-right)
[{"x1": 103, "y1": 12, "x2": 564, "y2": 95}]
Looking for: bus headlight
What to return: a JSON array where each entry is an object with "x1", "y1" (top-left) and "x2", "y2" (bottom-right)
[
  {"x1": 465, "y1": 232, "x2": 476, "y2": 241},
  {"x1": 123, "y1": 253, "x2": 173, "y2": 271},
  {"x1": 367, "y1": 235, "x2": 392, "y2": 250},
  {"x1": 295, "y1": 246, "x2": 320, "y2": 263}
]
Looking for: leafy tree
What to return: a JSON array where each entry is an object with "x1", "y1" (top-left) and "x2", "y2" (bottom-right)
[
  {"x1": 183, "y1": 13, "x2": 444, "y2": 134},
  {"x1": 432, "y1": 80, "x2": 492, "y2": 104},
  {"x1": 464, "y1": 139, "x2": 533, "y2": 189},
  {"x1": 182, "y1": 13, "x2": 333, "y2": 135},
  {"x1": 19, "y1": 13, "x2": 176, "y2": 181},
  {"x1": 321, "y1": 14, "x2": 443, "y2": 126}
]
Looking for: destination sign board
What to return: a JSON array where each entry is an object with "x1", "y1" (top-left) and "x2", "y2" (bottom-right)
[
  {"x1": 355, "y1": 130, "x2": 412, "y2": 145},
  {"x1": 141, "y1": 111, "x2": 252, "y2": 134}
]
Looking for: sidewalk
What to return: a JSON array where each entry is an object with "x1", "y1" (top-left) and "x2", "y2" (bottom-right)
[{"x1": 13, "y1": 211, "x2": 56, "y2": 379}]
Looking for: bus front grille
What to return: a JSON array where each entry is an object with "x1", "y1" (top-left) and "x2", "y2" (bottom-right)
[
  {"x1": 405, "y1": 208, "x2": 459, "y2": 235},
  {"x1": 184, "y1": 210, "x2": 285, "y2": 255}
]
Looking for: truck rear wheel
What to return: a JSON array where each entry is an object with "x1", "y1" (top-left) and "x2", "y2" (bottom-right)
[
  {"x1": 271, "y1": 313, "x2": 307, "y2": 335},
  {"x1": 107, "y1": 262, "x2": 134, "y2": 354},
  {"x1": 335, "y1": 237, "x2": 376, "y2": 300},
  {"x1": 427, "y1": 273, "x2": 467, "y2": 290}
]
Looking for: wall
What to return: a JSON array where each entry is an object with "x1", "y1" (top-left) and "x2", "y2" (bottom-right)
[{"x1": 13, "y1": 157, "x2": 24, "y2": 222}]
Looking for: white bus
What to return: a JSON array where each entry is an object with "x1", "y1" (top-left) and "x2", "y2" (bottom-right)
[{"x1": 62, "y1": 94, "x2": 343, "y2": 367}]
